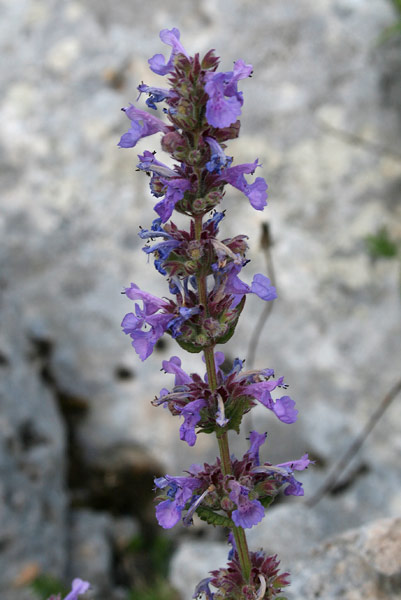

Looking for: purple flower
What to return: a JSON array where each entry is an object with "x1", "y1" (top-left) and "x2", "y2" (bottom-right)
[
  {"x1": 137, "y1": 83, "x2": 174, "y2": 110},
  {"x1": 224, "y1": 264, "x2": 277, "y2": 306},
  {"x1": 154, "y1": 177, "x2": 191, "y2": 222},
  {"x1": 137, "y1": 150, "x2": 178, "y2": 178},
  {"x1": 64, "y1": 580, "x2": 90, "y2": 600},
  {"x1": 47, "y1": 579, "x2": 90, "y2": 600},
  {"x1": 139, "y1": 216, "x2": 182, "y2": 274},
  {"x1": 121, "y1": 283, "x2": 172, "y2": 360},
  {"x1": 246, "y1": 430, "x2": 267, "y2": 466},
  {"x1": 229, "y1": 480, "x2": 265, "y2": 529},
  {"x1": 179, "y1": 398, "x2": 207, "y2": 446},
  {"x1": 270, "y1": 395, "x2": 298, "y2": 424},
  {"x1": 162, "y1": 356, "x2": 192, "y2": 385},
  {"x1": 154, "y1": 474, "x2": 199, "y2": 528},
  {"x1": 192, "y1": 578, "x2": 214, "y2": 600},
  {"x1": 219, "y1": 160, "x2": 268, "y2": 210},
  {"x1": 205, "y1": 137, "x2": 233, "y2": 174},
  {"x1": 246, "y1": 378, "x2": 298, "y2": 424},
  {"x1": 118, "y1": 104, "x2": 169, "y2": 148},
  {"x1": 253, "y1": 454, "x2": 313, "y2": 497},
  {"x1": 204, "y1": 59, "x2": 253, "y2": 128},
  {"x1": 148, "y1": 28, "x2": 188, "y2": 76}
]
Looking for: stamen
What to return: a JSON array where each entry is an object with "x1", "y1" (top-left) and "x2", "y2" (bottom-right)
[
  {"x1": 216, "y1": 394, "x2": 228, "y2": 427},
  {"x1": 255, "y1": 574, "x2": 266, "y2": 600},
  {"x1": 182, "y1": 485, "x2": 215, "y2": 526}
]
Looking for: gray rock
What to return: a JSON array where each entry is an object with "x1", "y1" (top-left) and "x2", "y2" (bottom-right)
[
  {"x1": 0, "y1": 305, "x2": 67, "y2": 597},
  {"x1": 67, "y1": 510, "x2": 113, "y2": 596},
  {"x1": 288, "y1": 517, "x2": 401, "y2": 599}
]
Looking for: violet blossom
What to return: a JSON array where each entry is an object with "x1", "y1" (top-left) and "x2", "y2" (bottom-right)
[
  {"x1": 118, "y1": 104, "x2": 169, "y2": 148},
  {"x1": 148, "y1": 28, "x2": 188, "y2": 76}
]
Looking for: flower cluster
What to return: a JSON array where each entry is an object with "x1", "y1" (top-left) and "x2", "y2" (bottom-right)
[
  {"x1": 120, "y1": 28, "x2": 311, "y2": 600},
  {"x1": 154, "y1": 429, "x2": 311, "y2": 530},
  {"x1": 153, "y1": 353, "x2": 297, "y2": 446}
]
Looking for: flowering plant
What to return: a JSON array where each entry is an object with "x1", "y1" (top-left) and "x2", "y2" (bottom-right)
[{"x1": 120, "y1": 28, "x2": 312, "y2": 599}]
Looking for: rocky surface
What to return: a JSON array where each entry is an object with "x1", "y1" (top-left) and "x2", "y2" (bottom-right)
[
  {"x1": 0, "y1": 0, "x2": 401, "y2": 598},
  {"x1": 172, "y1": 516, "x2": 401, "y2": 599}
]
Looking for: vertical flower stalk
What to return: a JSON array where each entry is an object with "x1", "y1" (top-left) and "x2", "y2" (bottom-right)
[{"x1": 120, "y1": 28, "x2": 312, "y2": 599}]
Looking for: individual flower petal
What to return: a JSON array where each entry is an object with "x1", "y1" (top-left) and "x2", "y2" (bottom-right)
[
  {"x1": 250, "y1": 273, "x2": 277, "y2": 301},
  {"x1": 272, "y1": 395, "x2": 298, "y2": 424},
  {"x1": 155, "y1": 498, "x2": 182, "y2": 528},
  {"x1": 247, "y1": 430, "x2": 267, "y2": 466},
  {"x1": 179, "y1": 398, "x2": 207, "y2": 446},
  {"x1": 118, "y1": 105, "x2": 169, "y2": 148},
  {"x1": 162, "y1": 355, "x2": 192, "y2": 385},
  {"x1": 148, "y1": 28, "x2": 188, "y2": 75}
]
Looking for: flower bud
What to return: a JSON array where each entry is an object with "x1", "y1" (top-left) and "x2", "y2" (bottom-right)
[
  {"x1": 220, "y1": 496, "x2": 235, "y2": 512},
  {"x1": 161, "y1": 131, "x2": 185, "y2": 154}
]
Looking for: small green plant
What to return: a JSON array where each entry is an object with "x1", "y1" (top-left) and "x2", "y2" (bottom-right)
[
  {"x1": 30, "y1": 574, "x2": 67, "y2": 599},
  {"x1": 380, "y1": 0, "x2": 401, "y2": 41},
  {"x1": 364, "y1": 226, "x2": 398, "y2": 260},
  {"x1": 126, "y1": 533, "x2": 178, "y2": 599},
  {"x1": 128, "y1": 578, "x2": 178, "y2": 600}
]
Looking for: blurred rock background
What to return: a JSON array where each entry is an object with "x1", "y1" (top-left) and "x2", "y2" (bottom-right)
[{"x1": 0, "y1": 0, "x2": 400, "y2": 599}]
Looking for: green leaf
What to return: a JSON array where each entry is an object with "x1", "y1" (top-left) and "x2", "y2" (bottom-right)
[
  {"x1": 215, "y1": 296, "x2": 246, "y2": 345},
  {"x1": 30, "y1": 575, "x2": 67, "y2": 599},
  {"x1": 259, "y1": 495, "x2": 275, "y2": 508},
  {"x1": 196, "y1": 506, "x2": 235, "y2": 528},
  {"x1": 174, "y1": 337, "x2": 203, "y2": 353},
  {"x1": 225, "y1": 395, "x2": 251, "y2": 434}
]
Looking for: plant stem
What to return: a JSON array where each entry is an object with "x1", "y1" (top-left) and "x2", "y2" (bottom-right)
[
  {"x1": 204, "y1": 345, "x2": 252, "y2": 582},
  {"x1": 195, "y1": 214, "x2": 252, "y2": 583}
]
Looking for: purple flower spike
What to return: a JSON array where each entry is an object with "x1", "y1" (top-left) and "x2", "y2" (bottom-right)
[
  {"x1": 63, "y1": 579, "x2": 90, "y2": 600},
  {"x1": 219, "y1": 160, "x2": 268, "y2": 210},
  {"x1": 118, "y1": 104, "x2": 169, "y2": 148},
  {"x1": 149, "y1": 28, "x2": 188, "y2": 76},
  {"x1": 179, "y1": 398, "x2": 207, "y2": 446},
  {"x1": 229, "y1": 481, "x2": 265, "y2": 529}
]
